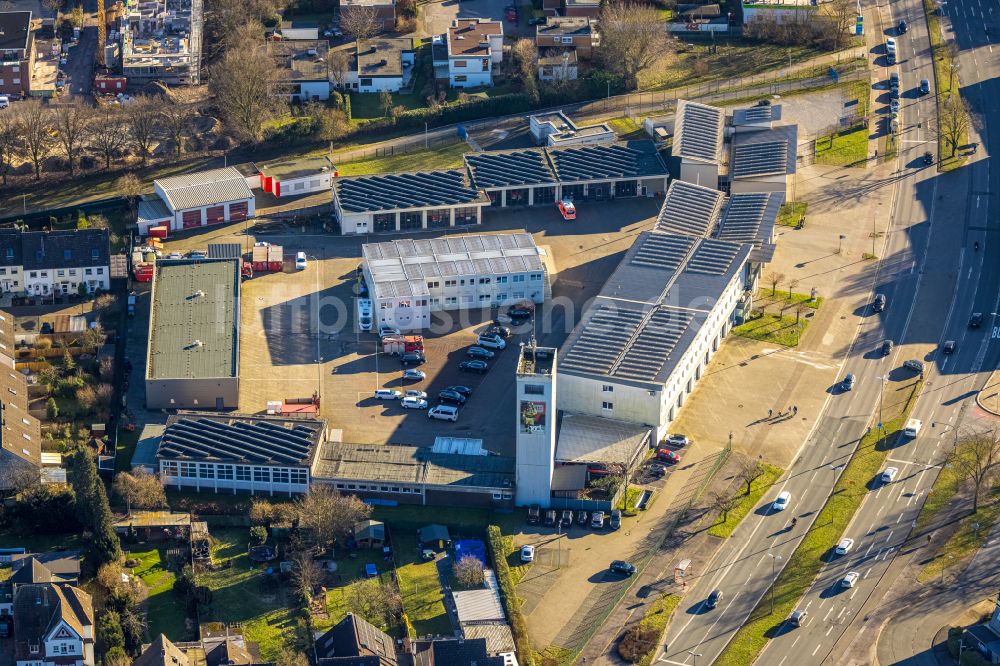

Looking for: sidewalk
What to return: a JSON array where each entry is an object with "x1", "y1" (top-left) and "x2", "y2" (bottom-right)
[{"x1": 976, "y1": 368, "x2": 1000, "y2": 416}]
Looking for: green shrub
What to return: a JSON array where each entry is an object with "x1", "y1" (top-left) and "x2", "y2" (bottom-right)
[
  {"x1": 948, "y1": 627, "x2": 963, "y2": 658},
  {"x1": 487, "y1": 525, "x2": 534, "y2": 666}
]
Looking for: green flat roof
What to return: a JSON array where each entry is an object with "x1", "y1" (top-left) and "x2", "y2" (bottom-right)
[
  {"x1": 147, "y1": 259, "x2": 239, "y2": 380},
  {"x1": 260, "y1": 155, "x2": 334, "y2": 181}
]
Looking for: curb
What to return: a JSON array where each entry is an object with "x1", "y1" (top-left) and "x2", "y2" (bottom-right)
[{"x1": 975, "y1": 368, "x2": 1000, "y2": 416}]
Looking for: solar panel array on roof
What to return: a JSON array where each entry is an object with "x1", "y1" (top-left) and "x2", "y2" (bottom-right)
[
  {"x1": 560, "y1": 306, "x2": 645, "y2": 376},
  {"x1": 685, "y1": 238, "x2": 743, "y2": 275},
  {"x1": 716, "y1": 192, "x2": 775, "y2": 244},
  {"x1": 158, "y1": 417, "x2": 320, "y2": 465},
  {"x1": 613, "y1": 307, "x2": 696, "y2": 381},
  {"x1": 674, "y1": 100, "x2": 724, "y2": 163},
  {"x1": 335, "y1": 170, "x2": 485, "y2": 212},
  {"x1": 548, "y1": 142, "x2": 667, "y2": 182},
  {"x1": 465, "y1": 150, "x2": 557, "y2": 188},
  {"x1": 654, "y1": 180, "x2": 725, "y2": 237},
  {"x1": 732, "y1": 140, "x2": 790, "y2": 178},
  {"x1": 630, "y1": 233, "x2": 694, "y2": 271}
]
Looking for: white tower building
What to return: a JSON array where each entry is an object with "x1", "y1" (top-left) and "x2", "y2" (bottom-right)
[{"x1": 515, "y1": 341, "x2": 557, "y2": 507}]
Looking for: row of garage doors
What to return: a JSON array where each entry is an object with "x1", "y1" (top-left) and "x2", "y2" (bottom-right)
[
  {"x1": 486, "y1": 180, "x2": 642, "y2": 207},
  {"x1": 181, "y1": 202, "x2": 250, "y2": 229}
]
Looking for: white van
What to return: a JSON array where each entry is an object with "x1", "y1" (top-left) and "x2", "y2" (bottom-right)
[
  {"x1": 428, "y1": 404, "x2": 459, "y2": 422},
  {"x1": 903, "y1": 419, "x2": 922, "y2": 437},
  {"x1": 0, "y1": 96, "x2": 9, "y2": 109},
  {"x1": 477, "y1": 334, "x2": 506, "y2": 350},
  {"x1": 357, "y1": 299, "x2": 373, "y2": 331}
]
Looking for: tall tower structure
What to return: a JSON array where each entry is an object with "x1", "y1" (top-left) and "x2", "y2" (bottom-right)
[{"x1": 514, "y1": 341, "x2": 557, "y2": 508}]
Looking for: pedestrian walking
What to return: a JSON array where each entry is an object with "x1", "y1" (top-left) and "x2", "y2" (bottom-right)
[{"x1": 768, "y1": 408, "x2": 773, "y2": 418}]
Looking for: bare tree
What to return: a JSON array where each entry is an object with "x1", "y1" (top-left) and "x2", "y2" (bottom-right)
[
  {"x1": 305, "y1": 102, "x2": 349, "y2": 142},
  {"x1": 787, "y1": 278, "x2": 800, "y2": 300},
  {"x1": 68, "y1": 3, "x2": 84, "y2": 27},
  {"x1": 453, "y1": 554, "x2": 485, "y2": 589},
  {"x1": 939, "y1": 93, "x2": 972, "y2": 158},
  {"x1": 116, "y1": 172, "x2": 144, "y2": 224},
  {"x1": 327, "y1": 49, "x2": 352, "y2": 90},
  {"x1": 125, "y1": 96, "x2": 159, "y2": 166},
  {"x1": 822, "y1": 0, "x2": 855, "y2": 49},
  {"x1": 52, "y1": 100, "x2": 93, "y2": 176},
  {"x1": 948, "y1": 430, "x2": 1000, "y2": 513},
  {"x1": 41, "y1": 0, "x2": 63, "y2": 15},
  {"x1": 16, "y1": 98, "x2": 55, "y2": 180},
  {"x1": 512, "y1": 38, "x2": 537, "y2": 78},
  {"x1": 290, "y1": 550, "x2": 324, "y2": 600},
  {"x1": 767, "y1": 271, "x2": 785, "y2": 297},
  {"x1": 204, "y1": 2, "x2": 276, "y2": 58},
  {"x1": 736, "y1": 457, "x2": 766, "y2": 496},
  {"x1": 96, "y1": 560, "x2": 127, "y2": 592},
  {"x1": 345, "y1": 577, "x2": 402, "y2": 627},
  {"x1": 0, "y1": 463, "x2": 40, "y2": 494},
  {"x1": 112, "y1": 470, "x2": 167, "y2": 515},
  {"x1": 209, "y1": 39, "x2": 279, "y2": 142},
  {"x1": 294, "y1": 485, "x2": 372, "y2": 553},
  {"x1": 598, "y1": 1, "x2": 675, "y2": 90},
  {"x1": 159, "y1": 100, "x2": 192, "y2": 156},
  {"x1": 341, "y1": 7, "x2": 380, "y2": 44},
  {"x1": 710, "y1": 492, "x2": 740, "y2": 523},
  {"x1": 89, "y1": 105, "x2": 128, "y2": 170},
  {"x1": 275, "y1": 649, "x2": 310, "y2": 666},
  {"x1": 0, "y1": 109, "x2": 20, "y2": 186}
]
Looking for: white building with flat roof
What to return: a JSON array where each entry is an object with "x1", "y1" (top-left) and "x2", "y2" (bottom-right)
[{"x1": 361, "y1": 233, "x2": 548, "y2": 331}]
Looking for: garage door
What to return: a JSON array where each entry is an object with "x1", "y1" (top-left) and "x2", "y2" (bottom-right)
[
  {"x1": 182, "y1": 210, "x2": 202, "y2": 229},
  {"x1": 614, "y1": 180, "x2": 638, "y2": 197},
  {"x1": 206, "y1": 206, "x2": 225, "y2": 225},
  {"x1": 229, "y1": 201, "x2": 249, "y2": 222}
]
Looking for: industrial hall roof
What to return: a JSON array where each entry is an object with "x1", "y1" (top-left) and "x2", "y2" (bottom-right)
[
  {"x1": 334, "y1": 170, "x2": 489, "y2": 213},
  {"x1": 146, "y1": 259, "x2": 239, "y2": 381},
  {"x1": 156, "y1": 414, "x2": 325, "y2": 466},
  {"x1": 155, "y1": 167, "x2": 255, "y2": 211}
]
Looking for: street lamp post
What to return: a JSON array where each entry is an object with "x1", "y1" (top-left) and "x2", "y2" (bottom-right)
[
  {"x1": 768, "y1": 554, "x2": 782, "y2": 614},
  {"x1": 838, "y1": 234, "x2": 847, "y2": 254},
  {"x1": 687, "y1": 651, "x2": 703, "y2": 666}
]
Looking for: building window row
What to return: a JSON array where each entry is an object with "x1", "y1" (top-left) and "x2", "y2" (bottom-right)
[
  {"x1": 333, "y1": 482, "x2": 418, "y2": 494},
  {"x1": 163, "y1": 461, "x2": 307, "y2": 484}
]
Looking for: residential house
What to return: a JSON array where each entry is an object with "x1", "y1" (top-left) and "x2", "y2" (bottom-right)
[
  {"x1": 350, "y1": 38, "x2": 415, "y2": 93},
  {"x1": 12, "y1": 583, "x2": 94, "y2": 666},
  {"x1": 537, "y1": 50, "x2": 577, "y2": 81},
  {"x1": 0, "y1": 12, "x2": 34, "y2": 97},
  {"x1": 313, "y1": 613, "x2": 398, "y2": 665},
  {"x1": 133, "y1": 631, "x2": 267, "y2": 666},
  {"x1": 542, "y1": 0, "x2": 600, "y2": 18},
  {"x1": 535, "y1": 17, "x2": 597, "y2": 58},
  {"x1": 269, "y1": 40, "x2": 331, "y2": 102},
  {"x1": 428, "y1": 638, "x2": 505, "y2": 666},
  {"x1": 446, "y1": 19, "x2": 503, "y2": 88},
  {"x1": 0, "y1": 229, "x2": 23, "y2": 293},
  {"x1": 340, "y1": 0, "x2": 396, "y2": 32},
  {"x1": 10, "y1": 553, "x2": 81, "y2": 586},
  {"x1": 21, "y1": 230, "x2": 112, "y2": 298},
  {"x1": 0, "y1": 307, "x2": 41, "y2": 492},
  {"x1": 142, "y1": 167, "x2": 255, "y2": 234}
]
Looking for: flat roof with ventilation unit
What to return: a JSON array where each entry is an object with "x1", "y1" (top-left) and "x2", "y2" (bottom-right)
[
  {"x1": 673, "y1": 100, "x2": 725, "y2": 164},
  {"x1": 335, "y1": 170, "x2": 489, "y2": 213},
  {"x1": 146, "y1": 259, "x2": 239, "y2": 381},
  {"x1": 157, "y1": 413, "x2": 325, "y2": 466},
  {"x1": 654, "y1": 180, "x2": 726, "y2": 237}
]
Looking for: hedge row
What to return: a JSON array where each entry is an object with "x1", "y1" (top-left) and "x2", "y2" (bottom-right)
[{"x1": 487, "y1": 524, "x2": 535, "y2": 666}]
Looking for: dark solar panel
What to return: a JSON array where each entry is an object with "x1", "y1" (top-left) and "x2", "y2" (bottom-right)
[
  {"x1": 732, "y1": 140, "x2": 789, "y2": 178},
  {"x1": 676, "y1": 102, "x2": 723, "y2": 162},
  {"x1": 685, "y1": 238, "x2": 743, "y2": 276},
  {"x1": 654, "y1": 180, "x2": 724, "y2": 237},
  {"x1": 465, "y1": 150, "x2": 557, "y2": 188},
  {"x1": 336, "y1": 170, "x2": 482, "y2": 212},
  {"x1": 549, "y1": 142, "x2": 666, "y2": 181},
  {"x1": 613, "y1": 307, "x2": 695, "y2": 381},
  {"x1": 158, "y1": 418, "x2": 319, "y2": 465},
  {"x1": 561, "y1": 306, "x2": 645, "y2": 375},
  {"x1": 630, "y1": 233, "x2": 694, "y2": 271}
]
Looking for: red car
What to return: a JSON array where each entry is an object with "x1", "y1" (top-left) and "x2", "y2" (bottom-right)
[
  {"x1": 558, "y1": 199, "x2": 576, "y2": 220},
  {"x1": 657, "y1": 449, "x2": 681, "y2": 465}
]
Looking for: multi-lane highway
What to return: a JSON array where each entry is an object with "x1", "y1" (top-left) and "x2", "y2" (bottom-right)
[{"x1": 656, "y1": 0, "x2": 1000, "y2": 661}]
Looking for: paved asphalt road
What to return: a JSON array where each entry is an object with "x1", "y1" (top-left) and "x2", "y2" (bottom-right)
[{"x1": 656, "y1": 0, "x2": 1000, "y2": 663}]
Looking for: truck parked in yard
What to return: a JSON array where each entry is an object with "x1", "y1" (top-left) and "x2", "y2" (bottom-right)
[
  {"x1": 383, "y1": 335, "x2": 424, "y2": 356},
  {"x1": 251, "y1": 243, "x2": 284, "y2": 273}
]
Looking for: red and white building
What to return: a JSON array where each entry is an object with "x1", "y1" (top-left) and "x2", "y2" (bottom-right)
[
  {"x1": 258, "y1": 156, "x2": 336, "y2": 199},
  {"x1": 139, "y1": 167, "x2": 255, "y2": 234}
]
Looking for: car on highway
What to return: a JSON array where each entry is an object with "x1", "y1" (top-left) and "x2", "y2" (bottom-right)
[
  {"x1": 374, "y1": 389, "x2": 401, "y2": 400},
  {"x1": 403, "y1": 369, "x2": 426, "y2": 381},
  {"x1": 840, "y1": 571, "x2": 860, "y2": 588},
  {"x1": 903, "y1": 359, "x2": 925, "y2": 373},
  {"x1": 881, "y1": 467, "x2": 898, "y2": 483},
  {"x1": 666, "y1": 434, "x2": 690, "y2": 448},
  {"x1": 942, "y1": 340, "x2": 956, "y2": 354},
  {"x1": 400, "y1": 352, "x2": 425, "y2": 366},
  {"x1": 706, "y1": 589, "x2": 723, "y2": 609},
  {"x1": 459, "y1": 360, "x2": 489, "y2": 374},
  {"x1": 401, "y1": 396, "x2": 429, "y2": 410},
  {"x1": 874, "y1": 293, "x2": 887, "y2": 312},
  {"x1": 404, "y1": 390, "x2": 427, "y2": 400},
  {"x1": 467, "y1": 346, "x2": 495, "y2": 359},
  {"x1": 609, "y1": 560, "x2": 636, "y2": 576},
  {"x1": 841, "y1": 373, "x2": 856, "y2": 391},
  {"x1": 835, "y1": 538, "x2": 855, "y2": 555},
  {"x1": 438, "y1": 390, "x2": 467, "y2": 405},
  {"x1": 790, "y1": 610, "x2": 809, "y2": 627},
  {"x1": 772, "y1": 491, "x2": 791, "y2": 511},
  {"x1": 445, "y1": 385, "x2": 473, "y2": 397},
  {"x1": 882, "y1": 339, "x2": 894, "y2": 355},
  {"x1": 920, "y1": 78, "x2": 930, "y2": 94},
  {"x1": 558, "y1": 199, "x2": 577, "y2": 220},
  {"x1": 970, "y1": 312, "x2": 983, "y2": 328},
  {"x1": 520, "y1": 545, "x2": 535, "y2": 562}
]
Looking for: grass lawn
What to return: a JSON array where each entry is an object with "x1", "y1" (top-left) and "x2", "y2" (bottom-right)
[
  {"x1": 127, "y1": 545, "x2": 191, "y2": 641},
  {"x1": 607, "y1": 117, "x2": 646, "y2": 141},
  {"x1": 757, "y1": 289, "x2": 824, "y2": 310},
  {"x1": 923, "y1": 0, "x2": 967, "y2": 172},
  {"x1": 314, "y1": 555, "x2": 369, "y2": 633},
  {"x1": 917, "y1": 496, "x2": 1000, "y2": 583},
  {"x1": 393, "y1": 534, "x2": 451, "y2": 637},
  {"x1": 197, "y1": 528, "x2": 305, "y2": 660},
  {"x1": 350, "y1": 91, "x2": 429, "y2": 120},
  {"x1": 916, "y1": 460, "x2": 960, "y2": 532},
  {"x1": 631, "y1": 593, "x2": 682, "y2": 666},
  {"x1": 715, "y1": 380, "x2": 922, "y2": 666},
  {"x1": 815, "y1": 125, "x2": 868, "y2": 167},
  {"x1": 616, "y1": 486, "x2": 646, "y2": 514},
  {"x1": 115, "y1": 427, "x2": 141, "y2": 473},
  {"x1": 709, "y1": 464, "x2": 784, "y2": 539},
  {"x1": 0, "y1": 528, "x2": 83, "y2": 553},
  {"x1": 777, "y1": 201, "x2": 807, "y2": 227},
  {"x1": 732, "y1": 313, "x2": 807, "y2": 347},
  {"x1": 370, "y1": 504, "x2": 524, "y2": 535},
  {"x1": 335, "y1": 141, "x2": 469, "y2": 177}
]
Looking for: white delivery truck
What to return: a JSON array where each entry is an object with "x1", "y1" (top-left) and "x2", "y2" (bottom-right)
[
  {"x1": 903, "y1": 419, "x2": 922, "y2": 437},
  {"x1": 357, "y1": 298, "x2": 373, "y2": 332}
]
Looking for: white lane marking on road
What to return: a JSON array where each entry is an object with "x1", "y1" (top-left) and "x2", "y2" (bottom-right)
[
  {"x1": 838, "y1": 607, "x2": 846, "y2": 620},
  {"x1": 792, "y1": 636, "x2": 800, "y2": 649},
  {"x1": 824, "y1": 607, "x2": 833, "y2": 622},
  {"x1": 865, "y1": 566, "x2": 872, "y2": 579},
  {"x1": 850, "y1": 589, "x2": 858, "y2": 599},
  {"x1": 813, "y1": 645, "x2": 821, "y2": 656},
  {"x1": 778, "y1": 658, "x2": 787, "y2": 666},
  {"x1": 897, "y1": 513, "x2": 904, "y2": 523},
  {"x1": 827, "y1": 626, "x2": 834, "y2": 636}
]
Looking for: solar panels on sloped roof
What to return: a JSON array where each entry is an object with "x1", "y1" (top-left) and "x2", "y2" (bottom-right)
[
  {"x1": 335, "y1": 170, "x2": 485, "y2": 212},
  {"x1": 685, "y1": 238, "x2": 743, "y2": 275},
  {"x1": 630, "y1": 233, "x2": 694, "y2": 271},
  {"x1": 732, "y1": 140, "x2": 790, "y2": 178},
  {"x1": 548, "y1": 141, "x2": 667, "y2": 182},
  {"x1": 674, "y1": 100, "x2": 724, "y2": 163},
  {"x1": 465, "y1": 150, "x2": 557, "y2": 188},
  {"x1": 560, "y1": 306, "x2": 646, "y2": 376},
  {"x1": 732, "y1": 104, "x2": 782, "y2": 125},
  {"x1": 654, "y1": 180, "x2": 725, "y2": 237},
  {"x1": 612, "y1": 307, "x2": 697, "y2": 381},
  {"x1": 716, "y1": 192, "x2": 783, "y2": 245},
  {"x1": 158, "y1": 417, "x2": 320, "y2": 465}
]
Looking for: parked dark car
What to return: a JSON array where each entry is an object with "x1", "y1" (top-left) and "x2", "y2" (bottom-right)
[
  {"x1": 545, "y1": 509, "x2": 557, "y2": 527},
  {"x1": 924, "y1": 151, "x2": 934, "y2": 165},
  {"x1": 486, "y1": 325, "x2": 511, "y2": 338},
  {"x1": 438, "y1": 390, "x2": 467, "y2": 405},
  {"x1": 560, "y1": 509, "x2": 573, "y2": 528},
  {"x1": 898, "y1": 19, "x2": 907, "y2": 32},
  {"x1": 400, "y1": 352, "x2": 425, "y2": 366},
  {"x1": 942, "y1": 340, "x2": 956, "y2": 354},
  {"x1": 576, "y1": 510, "x2": 588, "y2": 526},
  {"x1": 528, "y1": 15, "x2": 545, "y2": 25},
  {"x1": 508, "y1": 308, "x2": 533, "y2": 320},
  {"x1": 527, "y1": 504, "x2": 541, "y2": 524},
  {"x1": 881, "y1": 339, "x2": 894, "y2": 355},
  {"x1": 609, "y1": 560, "x2": 636, "y2": 576},
  {"x1": 610, "y1": 509, "x2": 622, "y2": 530},
  {"x1": 467, "y1": 346, "x2": 495, "y2": 359},
  {"x1": 445, "y1": 385, "x2": 473, "y2": 396},
  {"x1": 459, "y1": 360, "x2": 488, "y2": 374}
]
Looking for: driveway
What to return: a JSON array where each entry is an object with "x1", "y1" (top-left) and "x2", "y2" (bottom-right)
[{"x1": 65, "y1": 25, "x2": 98, "y2": 97}]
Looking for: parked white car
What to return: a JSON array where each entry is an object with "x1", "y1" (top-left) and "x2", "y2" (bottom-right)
[
  {"x1": 401, "y1": 396, "x2": 428, "y2": 410},
  {"x1": 295, "y1": 251, "x2": 307, "y2": 270},
  {"x1": 374, "y1": 389, "x2": 401, "y2": 400},
  {"x1": 520, "y1": 545, "x2": 535, "y2": 562},
  {"x1": 404, "y1": 390, "x2": 427, "y2": 400},
  {"x1": 881, "y1": 467, "x2": 898, "y2": 483}
]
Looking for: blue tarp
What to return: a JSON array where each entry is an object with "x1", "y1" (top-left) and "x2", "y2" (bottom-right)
[
  {"x1": 365, "y1": 563, "x2": 378, "y2": 577},
  {"x1": 454, "y1": 539, "x2": 487, "y2": 566}
]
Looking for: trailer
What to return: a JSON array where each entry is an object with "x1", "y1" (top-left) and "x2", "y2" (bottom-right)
[
  {"x1": 251, "y1": 244, "x2": 269, "y2": 272},
  {"x1": 267, "y1": 393, "x2": 321, "y2": 416},
  {"x1": 382, "y1": 335, "x2": 424, "y2": 356},
  {"x1": 267, "y1": 245, "x2": 283, "y2": 272},
  {"x1": 133, "y1": 264, "x2": 154, "y2": 282}
]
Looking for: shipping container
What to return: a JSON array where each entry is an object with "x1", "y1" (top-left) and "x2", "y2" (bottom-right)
[
  {"x1": 251, "y1": 245, "x2": 269, "y2": 272},
  {"x1": 267, "y1": 245, "x2": 283, "y2": 272},
  {"x1": 148, "y1": 226, "x2": 169, "y2": 239},
  {"x1": 133, "y1": 264, "x2": 154, "y2": 282},
  {"x1": 382, "y1": 335, "x2": 424, "y2": 356}
]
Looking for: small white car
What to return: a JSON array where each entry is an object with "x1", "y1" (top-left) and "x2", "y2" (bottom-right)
[
  {"x1": 374, "y1": 389, "x2": 401, "y2": 400},
  {"x1": 520, "y1": 545, "x2": 535, "y2": 563},
  {"x1": 402, "y1": 369, "x2": 426, "y2": 381},
  {"x1": 772, "y1": 491, "x2": 791, "y2": 512},
  {"x1": 295, "y1": 251, "x2": 307, "y2": 270},
  {"x1": 840, "y1": 571, "x2": 860, "y2": 588},
  {"x1": 881, "y1": 467, "x2": 898, "y2": 483},
  {"x1": 835, "y1": 538, "x2": 855, "y2": 555},
  {"x1": 401, "y1": 396, "x2": 428, "y2": 410},
  {"x1": 477, "y1": 334, "x2": 506, "y2": 350},
  {"x1": 405, "y1": 390, "x2": 427, "y2": 400},
  {"x1": 379, "y1": 325, "x2": 401, "y2": 337}
]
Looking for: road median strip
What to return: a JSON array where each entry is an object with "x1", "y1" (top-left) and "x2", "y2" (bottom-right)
[
  {"x1": 709, "y1": 463, "x2": 784, "y2": 539},
  {"x1": 922, "y1": 0, "x2": 967, "y2": 171},
  {"x1": 715, "y1": 379, "x2": 923, "y2": 666}
]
